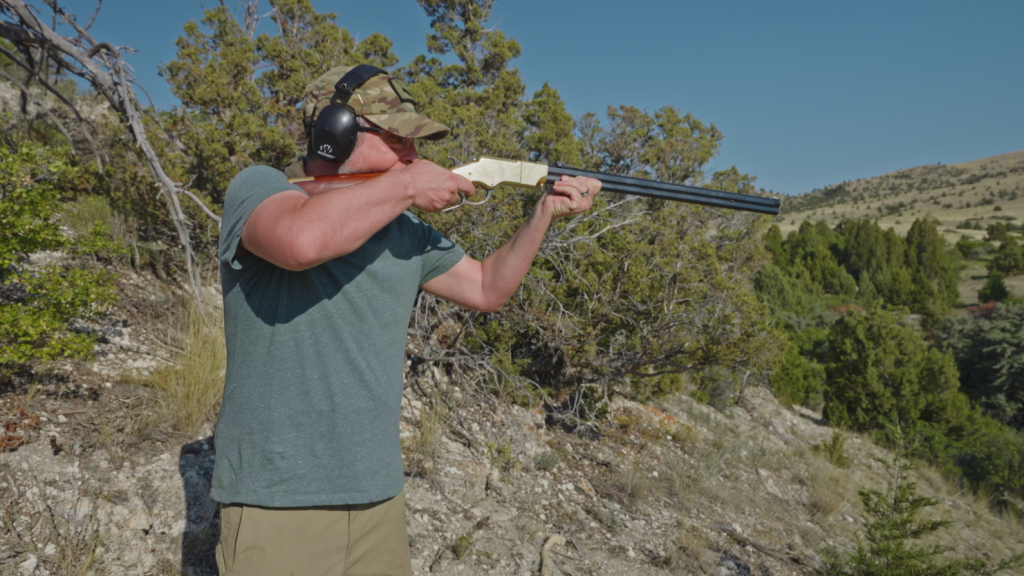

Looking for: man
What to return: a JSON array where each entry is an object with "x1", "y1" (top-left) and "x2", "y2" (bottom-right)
[{"x1": 213, "y1": 64, "x2": 600, "y2": 575}]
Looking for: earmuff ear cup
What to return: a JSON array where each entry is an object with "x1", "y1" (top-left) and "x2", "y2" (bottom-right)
[{"x1": 310, "y1": 103, "x2": 359, "y2": 163}]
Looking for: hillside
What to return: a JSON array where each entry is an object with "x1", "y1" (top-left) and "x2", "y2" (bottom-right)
[
  {"x1": 777, "y1": 150, "x2": 1024, "y2": 244},
  {"x1": 2, "y1": 1, "x2": 1022, "y2": 573},
  {"x1": 2, "y1": 277, "x2": 1022, "y2": 575}
]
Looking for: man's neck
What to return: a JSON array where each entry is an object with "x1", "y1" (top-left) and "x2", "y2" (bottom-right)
[{"x1": 305, "y1": 156, "x2": 344, "y2": 177}]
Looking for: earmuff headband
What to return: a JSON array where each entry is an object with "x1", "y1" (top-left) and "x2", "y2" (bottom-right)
[{"x1": 309, "y1": 65, "x2": 390, "y2": 164}]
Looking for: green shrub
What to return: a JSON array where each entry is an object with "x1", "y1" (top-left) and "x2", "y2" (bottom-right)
[
  {"x1": 770, "y1": 340, "x2": 824, "y2": 407},
  {"x1": 62, "y1": 195, "x2": 117, "y2": 236},
  {"x1": 954, "y1": 235, "x2": 988, "y2": 259},
  {"x1": 978, "y1": 272, "x2": 1010, "y2": 303},
  {"x1": 533, "y1": 450, "x2": 561, "y2": 471},
  {"x1": 815, "y1": 431, "x2": 851, "y2": 468},
  {"x1": 988, "y1": 235, "x2": 1024, "y2": 276},
  {"x1": 0, "y1": 138, "x2": 121, "y2": 380},
  {"x1": 822, "y1": 308, "x2": 969, "y2": 433}
]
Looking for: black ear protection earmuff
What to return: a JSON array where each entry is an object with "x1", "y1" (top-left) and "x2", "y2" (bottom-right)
[{"x1": 307, "y1": 64, "x2": 389, "y2": 164}]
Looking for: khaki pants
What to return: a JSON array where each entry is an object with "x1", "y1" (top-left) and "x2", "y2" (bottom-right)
[{"x1": 216, "y1": 492, "x2": 412, "y2": 576}]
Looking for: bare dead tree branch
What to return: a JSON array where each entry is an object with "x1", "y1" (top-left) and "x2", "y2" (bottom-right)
[
  {"x1": 0, "y1": 42, "x2": 103, "y2": 167},
  {"x1": 82, "y1": 0, "x2": 99, "y2": 31},
  {"x1": 0, "y1": 68, "x2": 76, "y2": 146},
  {"x1": 177, "y1": 186, "x2": 221, "y2": 223},
  {"x1": 0, "y1": 0, "x2": 213, "y2": 299}
]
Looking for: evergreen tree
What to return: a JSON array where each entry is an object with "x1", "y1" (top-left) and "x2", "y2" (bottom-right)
[
  {"x1": 401, "y1": 0, "x2": 527, "y2": 163},
  {"x1": 904, "y1": 218, "x2": 960, "y2": 319},
  {"x1": 837, "y1": 219, "x2": 905, "y2": 281},
  {"x1": 857, "y1": 270, "x2": 879, "y2": 305},
  {"x1": 783, "y1": 221, "x2": 857, "y2": 296},
  {"x1": 823, "y1": 308, "x2": 968, "y2": 432},
  {"x1": 393, "y1": 0, "x2": 778, "y2": 412},
  {"x1": 818, "y1": 442, "x2": 1024, "y2": 576},
  {"x1": 763, "y1": 225, "x2": 787, "y2": 269},
  {"x1": 523, "y1": 82, "x2": 580, "y2": 165},
  {"x1": 954, "y1": 235, "x2": 988, "y2": 260},
  {"x1": 988, "y1": 235, "x2": 1024, "y2": 276},
  {"x1": 985, "y1": 221, "x2": 1009, "y2": 242},
  {"x1": 770, "y1": 340, "x2": 824, "y2": 407},
  {"x1": 161, "y1": 0, "x2": 393, "y2": 205},
  {"x1": 938, "y1": 303, "x2": 1024, "y2": 428},
  {"x1": 978, "y1": 271, "x2": 1010, "y2": 303},
  {"x1": 835, "y1": 219, "x2": 915, "y2": 307}
]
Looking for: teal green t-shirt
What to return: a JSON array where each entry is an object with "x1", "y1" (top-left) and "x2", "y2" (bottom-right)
[{"x1": 211, "y1": 165, "x2": 464, "y2": 507}]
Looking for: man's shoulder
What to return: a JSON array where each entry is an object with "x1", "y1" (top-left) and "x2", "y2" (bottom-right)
[
  {"x1": 225, "y1": 165, "x2": 292, "y2": 201},
  {"x1": 230, "y1": 164, "x2": 288, "y2": 185}
]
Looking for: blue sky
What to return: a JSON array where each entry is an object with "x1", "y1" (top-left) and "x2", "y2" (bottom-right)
[{"x1": 56, "y1": 0, "x2": 1024, "y2": 196}]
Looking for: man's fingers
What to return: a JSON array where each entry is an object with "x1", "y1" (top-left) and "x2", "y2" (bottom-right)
[
  {"x1": 544, "y1": 175, "x2": 606, "y2": 219},
  {"x1": 453, "y1": 173, "x2": 477, "y2": 196},
  {"x1": 551, "y1": 182, "x2": 582, "y2": 204},
  {"x1": 555, "y1": 176, "x2": 601, "y2": 198}
]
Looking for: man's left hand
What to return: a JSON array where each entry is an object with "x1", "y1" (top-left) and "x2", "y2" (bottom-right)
[{"x1": 540, "y1": 175, "x2": 602, "y2": 220}]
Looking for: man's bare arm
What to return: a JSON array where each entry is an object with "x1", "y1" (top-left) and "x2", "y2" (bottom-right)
[
  {"x1": 240, "y1": 160, "x2": 474, "y2": 271},
  {"x1": 421, "y1": 175, "x2": 600, "y2": 312}
]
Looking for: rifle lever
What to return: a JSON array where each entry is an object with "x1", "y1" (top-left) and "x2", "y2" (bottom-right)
[{"x1": 442, "y1": 188, "x2": 493, "y2": 212}]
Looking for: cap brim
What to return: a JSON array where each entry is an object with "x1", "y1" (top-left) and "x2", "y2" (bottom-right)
[{"x1": 363, "y1": 112, "x2": 450, "y2": 141}]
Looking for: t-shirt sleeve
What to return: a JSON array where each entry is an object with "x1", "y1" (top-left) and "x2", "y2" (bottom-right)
[
  {"x1": 219, "y1": 165, "x2": 304, "y2": 270},
  {"x1": 400, "y1": 212, "x2": 465, "y2": 285}
]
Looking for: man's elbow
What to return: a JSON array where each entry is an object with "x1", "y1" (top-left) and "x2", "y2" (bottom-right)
[
  {"x1": 274, "y1": 234, "x2": 328, "y2": 271},
  {"x1": 473, "y1": 294, "x2": 507, "y2": 313},
  {"x1": 274, "y1": 231, "x2": 362, "y2": 271}
]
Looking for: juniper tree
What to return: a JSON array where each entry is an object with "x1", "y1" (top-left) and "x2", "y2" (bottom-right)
[
  {"x1": 161, "y1": 0, "x2": 397, "y2": 205},
  {"x1": 978, "y1": 271, "x2": 1010, "y2": 303},
  {"x1": 398, "y1": 0, "x2": 779, "y2": 415},
  {"x1": 822, "y1": 308, "x2": 969, "y2": 432}
]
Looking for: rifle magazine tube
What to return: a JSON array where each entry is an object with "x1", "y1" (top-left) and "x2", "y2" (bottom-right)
[{"x1": 546, "y1": 164, "x2": 780, "y2": 215}]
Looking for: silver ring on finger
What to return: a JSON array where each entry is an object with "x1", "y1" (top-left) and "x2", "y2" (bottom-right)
[{"x1": 580, "y1": 189, "x2": 589, "y2": 197}]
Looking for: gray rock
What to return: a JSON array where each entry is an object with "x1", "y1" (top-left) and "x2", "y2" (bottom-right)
[{"x1": 18, "y1": 554, "x2": 37, "y2": 576}]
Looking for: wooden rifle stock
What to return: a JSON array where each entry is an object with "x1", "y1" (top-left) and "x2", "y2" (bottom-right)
[{"x1": 287, "y1": 172, "x2": 382, "y2": 194}]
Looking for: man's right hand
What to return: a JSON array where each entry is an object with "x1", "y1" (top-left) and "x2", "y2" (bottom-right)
[{"x1": 399, "y1": 159, "x2": 477, "y2": 212}]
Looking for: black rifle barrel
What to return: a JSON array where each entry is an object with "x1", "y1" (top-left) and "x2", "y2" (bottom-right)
[{"x1": 546, "y1": 164, "x2": 780, "y2": 216}]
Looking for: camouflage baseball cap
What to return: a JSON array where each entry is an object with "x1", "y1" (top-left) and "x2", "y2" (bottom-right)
[{"x1": 302, "y1": 65, "x2": 450, "y2": 141}]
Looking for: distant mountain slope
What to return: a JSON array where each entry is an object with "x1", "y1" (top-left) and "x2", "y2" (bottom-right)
[{"x1": 777, "y1": 150, "x2": 1024, "y2": 242}]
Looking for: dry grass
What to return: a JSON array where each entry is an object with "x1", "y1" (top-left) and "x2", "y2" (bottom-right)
[
  {"x1": 806, "y1": 462, "x2": 853, "y2": 522},
  {"x1": 958, "y1": 258, "x2": 1024, "y2": 304},
  {"x1": 96, "y1": 392, "x2": 159, "y2": 468},
  {"x1": 599, "y1": 393, "x2": 1024, "y2": 574},
  {"x1": 402, "y1": 393, "x2": 450, "y2": 477},
  {"x1": 613, "y1": 462, "x2": 657, "y2": 502},
  {"x1": 141, "y1": 302, "x2": 226, "y2": 438},
  {"x1": 0, "y1": 464, "x2": 103, "y2": 576},
  {"x1": 673, "y1": 521, "x2": 717, "y2": 571}
]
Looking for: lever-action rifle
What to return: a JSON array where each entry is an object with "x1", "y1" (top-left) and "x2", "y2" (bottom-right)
[{"x1": 288, "y1": 157, "x2": 781, "y2": 216}]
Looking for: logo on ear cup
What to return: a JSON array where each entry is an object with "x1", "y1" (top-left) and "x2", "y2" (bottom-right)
[{"x1": 318, "y1": 143, "x2": 335, "y2": 160}]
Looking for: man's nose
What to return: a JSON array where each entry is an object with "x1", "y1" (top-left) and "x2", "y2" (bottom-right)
[{"x1": 399, "y1": 144, "x2": 419, "y2": 164}]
